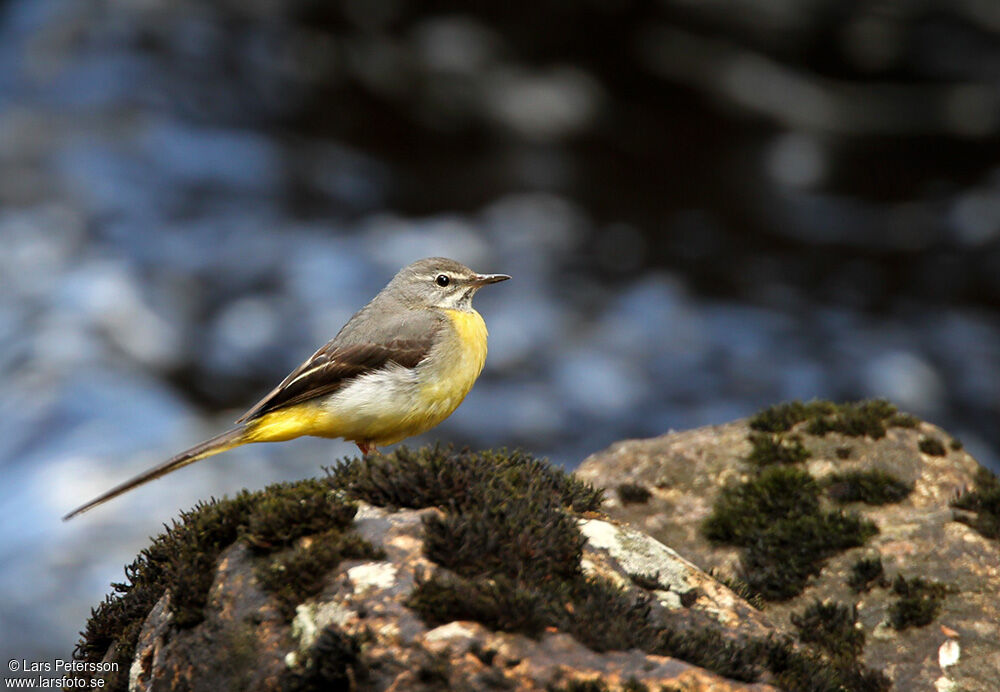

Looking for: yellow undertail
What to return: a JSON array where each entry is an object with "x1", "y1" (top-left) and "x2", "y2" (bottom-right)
[{"x1": 244, "y1": 405, "x2": 335, "y2": 442}]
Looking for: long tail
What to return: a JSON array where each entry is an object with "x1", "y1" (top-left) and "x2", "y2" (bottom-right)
[{"x1": 62, "y1": 427, "x2": 247, "y2": 520}]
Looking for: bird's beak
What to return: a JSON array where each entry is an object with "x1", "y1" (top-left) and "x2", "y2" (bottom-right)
[{"x1": 470, "y1": 273, "x2": 511, "y2": 286}]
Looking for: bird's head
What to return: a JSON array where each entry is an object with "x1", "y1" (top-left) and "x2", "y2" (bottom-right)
[{"x1": 388, "y1": 257, "x2": 510, "y2": 311}]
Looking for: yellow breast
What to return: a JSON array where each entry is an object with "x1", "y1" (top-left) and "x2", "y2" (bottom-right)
[
  {"x1": 351, "y1": 307, "x2": 489, "y2": 445},
  {"x1": 426, "y1": 308, "x2": 489, "y2": 401}
]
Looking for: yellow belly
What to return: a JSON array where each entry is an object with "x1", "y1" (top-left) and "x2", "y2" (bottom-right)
[{"x1": 245, "y1": 308, "x2": 489, "y2": 446}]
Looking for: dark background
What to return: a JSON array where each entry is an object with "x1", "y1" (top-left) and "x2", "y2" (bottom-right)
[{"x1": 2, "y1": 0, "x2": 1000, "y2": 667}]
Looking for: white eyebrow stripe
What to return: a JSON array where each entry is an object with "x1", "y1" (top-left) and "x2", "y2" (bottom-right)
[{"x1": 286, "y1": 362, "x2": 331, "y2": 388}]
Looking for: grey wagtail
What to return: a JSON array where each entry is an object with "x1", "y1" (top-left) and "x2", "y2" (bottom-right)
[{"x1": 64, "y1": 257, "x2": 509, "y2": 520}]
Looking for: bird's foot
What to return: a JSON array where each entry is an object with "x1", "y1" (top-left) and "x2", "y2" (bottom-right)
[{"x1": 356, "y1": 441, "x2": 379, "y2": 456}]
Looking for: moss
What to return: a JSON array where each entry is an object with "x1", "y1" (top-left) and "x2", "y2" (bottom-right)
[
  {"x1": 75, "y1": 446, "x2": 890, "y2": 691},
  {"x1": 404, "y1": 453, "x2": 592, "y2": 586},
  {"x1": 74, "y1": 479, "x2": 369, "y2": 692},
  {"x1": 410, "y1": 571, "x2": 663, "y2": 656},
  {"x1": 73, "y1": 491, "x2": 260, "y2": 689},
  {"x1": 422, "y1": 493, "x2": 585, "y2": 584},
  {"x1": 328, "y1": 444, "x2": 604, "y2": 514},
  {"x1": 763, "y1": 638, "x2": 890, "y2": 692},
  {"x1": 654, "y1": 629, "x2": 887, "y2": 691},
  {"x1": 823, "y1": 469, "x2": 913, "y2": 505},
  {"x1": 622, "y1": 680, "x2": 650, "y2": 692},
  {"x1": 887, "y1": 412, "x2": 920, "y2": 429},
  {"x1": 652, "y1": 627, "x2": 770, "y2": 683},
  {"x1": 740, "y1": 512, "x2": 877, "y2": 601},
  {"x1": 918, "y1": 436, "x2": 947, "y2": 456},
  {"x1": 562, "y1": 579, "x2": 658, "y2": 654},
  {"x1": 352, "y1": 446, "x2": 885, "y2": 690},
  {"x1": 617, "y1": 482, "x2": 652, "y2": 504},
  {"x1": 804, "y1": 399, "x2": 900, "y2": 439},
  {"x1": 704, "y1": 466, "x2": 877, "y2": 601},
  {"x1": 242, "y1": 479, "x2": 357, "y2": 550},
  {"x1": 73, "y1": 597, "x2": 146, "y2": 691},
  {"x1": 791, "y1": 601, "x2": 865, "y2": 661},
  {"x1": 628, "y1": 571, "x2": 666, "y2": 591},
  {"x1": 749, "y1": 400, "x2": 837, "y2": 433},
  {"x1": 750, "y1": 399, "x2": 919, "y2": 441},
  {"x1": 951, "y1": 467, "x2": 1000, "y2": 540},
  {"x1": 332, "y1": 445, "x2": 608, "y2": 629},
  {"x1": 159, "y1": 494, "x2": 261, "y2": 628},
  {"x1": 709, "y1": 570, "x2": 765, "y2": 610},
  {"x1": 703, "y1": 466, "x2": 821, "y2": 543},
  {"x1": 408, "y1": 572, "x2": 553, "y2": 638},
  {"x1": 410, "y1": 573, "x2": 886, "y2": 691},
  {"x1": 339, "y1": 448, "x2": 613, "y2": 644},
  {"x1": 888, "y1": 575, "x2": 951, "y2": 630},
  {"x1": 746, "y1": 432, "x2": 810, "y2": 467},
  {"x1": 847, "y1": 556, "x2": 885, "y2": 593},
  {"x1": 282, "y1": 625, "x2": 368, "y2": 692},
  {"x1": 255, "y1": 529, "x2": 381, "y2": 620}
]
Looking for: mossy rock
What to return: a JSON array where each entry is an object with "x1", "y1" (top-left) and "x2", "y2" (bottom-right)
[
  {"x1": 73, "y1": 445, "x2": 892, "y2": 691},
  {"x1": 72, "y1": 479, "x2": 379, "y2": 691},
  {"x1": 577, "y1": 402, "x2": 1000, "y2": 690}
]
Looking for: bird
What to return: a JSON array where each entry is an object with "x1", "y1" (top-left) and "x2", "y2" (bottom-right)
[{"x1": 64, "y1": 257, "x2": 510, "y2": 520}]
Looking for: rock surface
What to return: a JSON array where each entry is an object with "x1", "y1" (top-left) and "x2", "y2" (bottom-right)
[
  {"x1": 124, "y1": 503, "x2": 776, "y2": 691},
  {"x1": 79, "y1": 435, "x2": 978, "y2": 691},
  {"x1": 577, "y1": 414, "x2": 1000, "y2": 691},
  {"x1": 79, "y1": 446, "x2": 839, "y2": 692}
]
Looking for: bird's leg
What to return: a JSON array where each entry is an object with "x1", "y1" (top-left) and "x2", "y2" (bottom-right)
[{"x1": 356, "y1": 441, "x2": 378, "y2": 456}]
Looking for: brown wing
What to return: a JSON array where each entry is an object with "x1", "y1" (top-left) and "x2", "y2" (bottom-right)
[{"x1": 236, "y1": 337, "x2": 433, "y2": 424}]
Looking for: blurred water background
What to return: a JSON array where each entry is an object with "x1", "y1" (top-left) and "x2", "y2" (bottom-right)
[{"x1": 3, "y1": 0, "x2": 1000, "y2": 667}]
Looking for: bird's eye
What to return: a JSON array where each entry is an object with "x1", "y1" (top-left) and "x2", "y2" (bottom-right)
[{"x1": 436, "y1": 274, "x2": 450, "y2": 287}]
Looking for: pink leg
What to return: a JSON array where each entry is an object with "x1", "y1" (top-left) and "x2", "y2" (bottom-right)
[{"x1": 356, "y1": 441, "x2": 378, "y2": 455}]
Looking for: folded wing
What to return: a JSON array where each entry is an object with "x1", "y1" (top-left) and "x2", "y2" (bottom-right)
[{"x1": 236, "y1": 309, "x2": 442, "y2": 423}]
